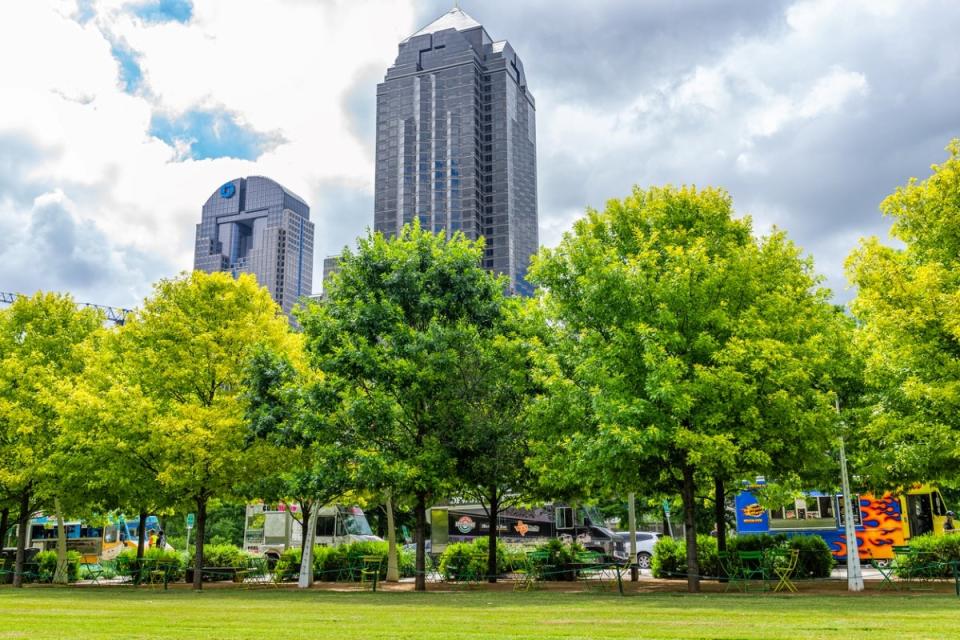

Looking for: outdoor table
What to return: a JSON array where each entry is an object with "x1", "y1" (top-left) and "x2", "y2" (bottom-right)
[{"x1": 568, "y1": 558, "x2": 628, "y2": 595}]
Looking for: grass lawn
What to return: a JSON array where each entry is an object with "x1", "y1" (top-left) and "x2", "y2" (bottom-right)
[{"x1": 2, "y1": 588, "x2": 960, "y2": 639}]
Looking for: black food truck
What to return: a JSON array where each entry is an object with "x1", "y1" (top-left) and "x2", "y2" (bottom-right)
[{"x1": 429, "y1": 502, "x2": 627, "y2": 561}]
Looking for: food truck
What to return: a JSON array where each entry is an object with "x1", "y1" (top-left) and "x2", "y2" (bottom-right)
[{"x1": 429, "y1": 502, "x2": 627, "y2": 561}]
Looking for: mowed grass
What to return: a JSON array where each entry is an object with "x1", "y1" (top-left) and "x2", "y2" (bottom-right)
[{"x1": 2, "y1": 588, "x2": 960, "y2": 639}]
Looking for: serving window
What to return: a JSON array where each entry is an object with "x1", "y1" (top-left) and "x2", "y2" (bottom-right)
[{"x1": 769, "y1": 495, "x2": 837, "y2": 529}]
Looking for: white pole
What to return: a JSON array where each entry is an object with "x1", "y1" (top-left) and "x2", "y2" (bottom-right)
[
  {"x1": 837, "y1": 400, "x2": 864, "y2": 592},
  {"x1": 628, "y1": 493, "x2": 638, "y2": 581}
]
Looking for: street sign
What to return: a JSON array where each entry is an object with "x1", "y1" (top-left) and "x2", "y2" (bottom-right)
[
  {"x1": 662, "y1": 500, "x2": 671, "y2": 516},
  {"x1": 186, "y1": 513, "x2": 195, "y2": 528}
]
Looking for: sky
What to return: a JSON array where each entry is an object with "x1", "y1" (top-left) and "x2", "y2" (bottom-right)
[{"x1": 1, "y1": 0, "x2": 958, "y2": 309}]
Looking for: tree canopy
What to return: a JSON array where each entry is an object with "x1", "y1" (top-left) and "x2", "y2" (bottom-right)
[
  {"x1": 529, "y1": 185, "x2": 847, "y2": 591},
  {"x1": 0, "y1": 293, "x2": 102, "y2": 587},
  {"x1": 298, "y1": 223, "x2": 505, "y2": 591},
  {"x1": 91, "y1": 271, "x2": 299, "y2": 589},
  {"x1": 848, "y1": 140, "x2": 960, "y2": 485}
]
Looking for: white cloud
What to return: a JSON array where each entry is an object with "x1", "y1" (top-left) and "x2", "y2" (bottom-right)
[{"x1": 0, "y1": 0, "x2": 416, "y2": 306}]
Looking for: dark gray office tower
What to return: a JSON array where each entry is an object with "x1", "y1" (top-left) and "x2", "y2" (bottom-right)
[
  {"x1": 374, "y1": 8, "x2": 537, "y2": 295},
  {"x1": 194, "y1": 176, "x2": 314, "y2": 316}
]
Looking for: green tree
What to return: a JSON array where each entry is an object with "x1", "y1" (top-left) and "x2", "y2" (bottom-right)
[
  {"x1": 0, "y1": 293, "x2": 102, "y2": 587},
  {"x1": 298, "y1": 224, "x2": 503, "y2": 591},
  {"x1": 529, "y1": 186, "x2": 845, "y2": 592},
  {"x1": 447, "y1": 301, "x2": 539, "y2": 583},
  {"x1": 59, "y1": 332, "x2": 176, "y2": 563},
  {"x1": 847, "y1": 140, "x2": 960, "y2": 484},
  {"x1": 244, "y1": 347, "x2": 354, "y2": 584},
  {"x1": 95, "y1": 271, "x2": 298, "y2": 589}
]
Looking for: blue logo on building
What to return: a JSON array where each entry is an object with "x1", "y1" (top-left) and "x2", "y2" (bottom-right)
[{"x1": 219, "y1": 183, "x2": 236, "y2": 199}]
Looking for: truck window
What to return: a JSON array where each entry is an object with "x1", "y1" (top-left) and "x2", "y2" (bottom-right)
[
  {"x1": 837, "y1": 494, "x2": 862, "y2": 527},
  {"x1": 556, "y1": 507, "x2": 573, "y2": 529},
  {"x1": 316, "y1": 516, "x2": 335, "y2": 537},
  {"x1": 769, "y1": 496, "x2": 835, "y2": 529},
  {"x1": 933, "y1": 491, "x2": 947, "y2": 516}
]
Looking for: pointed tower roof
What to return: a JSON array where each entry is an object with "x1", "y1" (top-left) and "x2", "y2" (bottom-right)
[{"x1": 404, "y1": 7, "x2": 482, "y2": 42}]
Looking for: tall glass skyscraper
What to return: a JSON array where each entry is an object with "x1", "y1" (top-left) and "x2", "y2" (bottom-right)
[
  {"x1": 374, "y1": 8, "x2": 538, "y2": 295},
  {"x1": 194, "y1": 176, "x2": 314, "y2": 316}
]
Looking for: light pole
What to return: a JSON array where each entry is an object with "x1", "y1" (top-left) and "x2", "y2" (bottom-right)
[{"x1": 837, "y1": 400, "x2": 863, "y2": 591}]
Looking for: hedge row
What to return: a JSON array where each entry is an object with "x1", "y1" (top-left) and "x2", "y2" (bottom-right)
[
  {"x1": 437, "y1": 537, "x2": 586, "y2": 581},
  {"x1": 652, "y1": 533, "x2": 834, "y2": 579},
  {"x1": 896, "y1": 533, "x2": 960, "y2": 578},
  {"x1": 274, "y1": 541, "x2": 419, "y2": 581}
]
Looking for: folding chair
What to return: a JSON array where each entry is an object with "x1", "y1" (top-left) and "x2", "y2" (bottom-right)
[
  {"x1": 359, "y1": 555, "x2": 383, "y2": 591},
  {"x1": 771, "y1": 548, "x2": 799, "y2": 593}
]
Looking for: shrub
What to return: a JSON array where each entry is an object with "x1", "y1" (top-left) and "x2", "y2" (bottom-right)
[
  {"x1": 651, "y1": 535, "x2": 719, "y2": 579},
  {"x1": 522, "y1": 538, "x2": 586, "y2": 581},
  {"x1": 716, "y1": 533, "x2": 833, "y2": 579},
  {"x1": 785, "y1": 535, "x2": 834, "y2": 579},
  {"x1": 116, "y1": 547, "x2": 187, "y2": 580},
  {"x1": 273, "y1": 542, "x2": 420, "y2": 582},
  {"x1": 35, "y1": 550, "x2": 81, "y2": 582},
  {"x1": 501, "y1": 544, "x2": 529, "y2": 572},
  {"x1": 437, "y1": 538, "x2": 515, "y2": 581},
  {"x1": 896, "y1": 533, "x2": 960, "y2": 578},
  {"x1": 189, "y1": 544, "x2": 250, "y2": 568}
]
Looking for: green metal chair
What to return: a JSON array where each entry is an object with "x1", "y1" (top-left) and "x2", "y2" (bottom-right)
[
  {"x1": 80, "y1": 562, "x2": 105, "y2": 586},
  {"x1": 717, "y1": 551, "x2": 745, "y2": 592},
  {"x1": 867, "y1": 550, "x2": 897, "y2": 591},
  {"x1": 514, "y1": 550, "x2": 548, "y2": 591},
  {"x1": 736, "y1": 550, "x2": 767, "y2": 591}
]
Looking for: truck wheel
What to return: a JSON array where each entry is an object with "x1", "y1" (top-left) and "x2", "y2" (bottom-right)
[
  {"x1": 637, "y1": 552, "x2": 652, "y2": 569},
  {"x1": 265, "y1": 554, "x2": 279, "y2": 570}
]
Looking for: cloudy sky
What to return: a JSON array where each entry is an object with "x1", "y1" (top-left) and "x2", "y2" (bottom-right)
[{"x1": 1, "y1": 0, "x2": 958, "y2": 309}]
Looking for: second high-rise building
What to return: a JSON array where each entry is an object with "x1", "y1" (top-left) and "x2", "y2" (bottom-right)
[
  {"x1": 194, "y1": 176, "x2": 314, "y2": 316},
  {"x1": 374, "y1": 8, "x2": 538, "y2": 295}
]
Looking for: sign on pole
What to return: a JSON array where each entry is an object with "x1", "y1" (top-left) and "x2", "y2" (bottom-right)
[
  {"x1": 662, "y1": 499, "x2": 671, "y2": 516},
  {"x1": 185, "y1": 513, "x2": 195, "y2": 550}
]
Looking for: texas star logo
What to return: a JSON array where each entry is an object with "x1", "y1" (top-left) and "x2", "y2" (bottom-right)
[{"x1": 514, "y1": 520, "x2": 529, "y2": 537}]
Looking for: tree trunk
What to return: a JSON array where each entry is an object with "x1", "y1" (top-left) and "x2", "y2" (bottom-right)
[
  {"x1": 13, "y1": 490, "x2": 30, "y2": 588},
  {"x1": 297, "y1": 500, "x2": 313, "y2": 570},
  {"x1": 681, "y1": 464, "x2": 700, "y2": 593},
  {"x1": 298, "y1": 503, "x2": 318, "y2": 588},
  {"x1": 414, "y1": 491, "x2": 426, "y2": 592},
  {"x1": 487, "y1": 488, "x2": 498, "y2": 583},
  {"x1": 53, "y1": 498, "x2": 68, "y2": 585},
  {"x1": 0, "y1": 507, "x2": 9, "y2": 550},
  {"x1": 385, "y1": 492, "x2": 399, "y2": 582},
  {"x1": 136, "y1": 507, "x2": 147, "y2": 560},
  {"x1": 192, "y1": 496, "x2": 208, "y2": 590},
  {"x1": 714, "y1": 475, "x2": 728, "y2": 583}
]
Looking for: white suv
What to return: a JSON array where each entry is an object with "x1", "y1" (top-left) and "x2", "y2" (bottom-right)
[{"x1": 616, "y1": 531, "x2": 662, "y2": 569}]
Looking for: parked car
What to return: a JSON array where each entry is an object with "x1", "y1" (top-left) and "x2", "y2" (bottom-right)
[{"x1": 615, "y1": 531, "x2": 662, "y2": 569}]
